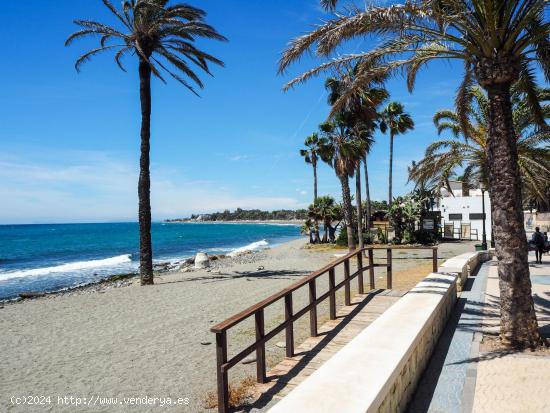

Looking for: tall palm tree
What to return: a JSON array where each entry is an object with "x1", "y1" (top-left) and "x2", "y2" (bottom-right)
[
  {"x1": 380, "y1": 102, "x2": 415, "y2": 207},
  {"x1": 409, "y1": 85, "x2": 550, "y2": 204},
  {"x1": 318, "y1": 117, "x2": 367, "y2": 251},
  {"x1": 300, "y1": 133, "x2": 325, "y2": 202},
  {"x1": 279, "y1": 0, "x2": 549, "y2": 349},
  {"x1": 66, "y1": 0, "x2": 226, "y2": 285},
  {"x1": 325, "y1": 65, "x2": 387, "y2": 249}
]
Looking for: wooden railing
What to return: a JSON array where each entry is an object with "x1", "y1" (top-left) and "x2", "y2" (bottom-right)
[{"x1": 210, "y1": 246, "x2": 438, "y2": 413}]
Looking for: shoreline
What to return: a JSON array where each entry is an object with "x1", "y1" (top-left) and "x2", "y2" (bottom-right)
[
  {"x1": 0, "y1": 239, "x2": 478, "y2": 413},
  {"x1": 0, "y1": 235, "x2": 305, "y2": 304}
]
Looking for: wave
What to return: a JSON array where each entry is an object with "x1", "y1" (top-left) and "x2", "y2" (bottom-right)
[
  {"x1": 0, "y1": 254, "x2": 132, "y2": 282},
  {"x1": 228, "y1": 240, "x2": 269, "y2": 257}
]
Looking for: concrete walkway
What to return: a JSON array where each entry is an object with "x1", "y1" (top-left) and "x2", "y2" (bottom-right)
[
  {"x1": 471, "y1": 256, "x2": 550, "y2": 413},
  {"x1": 408, "y1": 256, "x2": 490, "y2": 413},
  {"x1": 408, "y1": 253, "x2": 550, "y2": 413}
]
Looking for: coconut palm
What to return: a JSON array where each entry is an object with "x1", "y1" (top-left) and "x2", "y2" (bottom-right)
[
  {"x1": 279, "y1": 0, "x2": 550, "y2": 349},
  {"x1": 379, "y1": 102, "x2": 415, "y2": 206},
  {"x1": 300, "y1": 133, "x2": 325, "y2": 202},
  {"x1": 409, "y1": 85, "x2": 550, "y2": 205},
  {"x1": 66, "y1": 0, "x2": 226, "y2": 285}
]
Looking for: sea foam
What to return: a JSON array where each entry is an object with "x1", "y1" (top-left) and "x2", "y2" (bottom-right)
[
  {"x1": 228, "y1": 240, "x2": 269, "y2": 257},
  {"x1": 0, "y1": 254, "x2": 132, "y2": 281}
]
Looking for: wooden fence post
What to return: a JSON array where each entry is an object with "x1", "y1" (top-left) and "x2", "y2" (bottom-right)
[
  {"x1": 386, "y1": 248, "x2": 392, "y2": 289},
  {"x1": 344, "y1": 258, "x2": 351, "y2": 306},
  {"x1": 328, "y1": 268, "x2": 336, "y2": 320},
  {"x1": 215, "y1": 331, "x2": 229, "y2": 413},
  {"x1": 433, "y1": 248, "x2": 438, "y2": 272},
  {"x1": 368, "y1": 249, "x2": 375, "y2": 290},
  {"x1": 309, "y1": 279, "x2": 317, "y2": 337},
  {"x1": 255, "y1": 310, "x2": 266, "y2": 384},
  {"x1": 357, "y1": 251, "x2": 364, "y2": 294},
  {"x1": 284, "y1": 294, "x2": 294, "y2": 357}
]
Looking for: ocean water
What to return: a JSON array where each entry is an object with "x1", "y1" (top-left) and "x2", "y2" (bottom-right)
[{"x1": 0, "y1": 222, "x2": 301, "y2": 300}]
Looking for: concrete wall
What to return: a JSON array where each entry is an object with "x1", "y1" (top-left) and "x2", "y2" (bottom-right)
[{"x1": 267, "y1": 250, "x2": 492, "y2": 413}]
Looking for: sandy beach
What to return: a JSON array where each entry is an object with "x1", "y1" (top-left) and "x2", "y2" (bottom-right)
[{"x1": 0, "y1": 238, "x2": 476, "y2": 412}]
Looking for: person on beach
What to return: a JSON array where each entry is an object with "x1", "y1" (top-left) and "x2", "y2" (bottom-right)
[{"x1": 532, "y1": 227, "x2": 545, "y2": 264}]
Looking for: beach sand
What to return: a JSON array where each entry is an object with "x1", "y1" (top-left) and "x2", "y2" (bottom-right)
[{"x1": 0, "y1": 238, "x2": 476, "y2": 412}]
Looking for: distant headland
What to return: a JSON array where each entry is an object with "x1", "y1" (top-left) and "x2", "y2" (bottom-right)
[{"x1": 165, "y1": 208, "x2": 307, "y2": 223}]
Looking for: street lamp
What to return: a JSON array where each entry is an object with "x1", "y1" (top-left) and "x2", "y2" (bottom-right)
[{"x1": 481, "y1": 187, "x2": 488, "y2": 250}]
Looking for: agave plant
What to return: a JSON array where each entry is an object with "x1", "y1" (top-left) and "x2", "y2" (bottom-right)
[
  {"x1": 66, "y1": 0, "x2": 226, "y2": 285},
  {"x1": 279, "y1": 0, "x2": 550, "y2": 348}
]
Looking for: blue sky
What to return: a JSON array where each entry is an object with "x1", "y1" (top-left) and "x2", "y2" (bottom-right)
[{"x1": 0, "y1": 0, "x2": 464, "y2": 224}]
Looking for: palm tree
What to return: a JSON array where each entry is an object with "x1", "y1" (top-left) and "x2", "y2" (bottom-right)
[
  {"x1": 318, "y1": 117, "x2": 367, "y2": 251},
  {"x1": 279, "y1": 0, "x2": 549, "y2": 349},
  {"x1": 325, "y1": 65, "x2": 387, "y2": 249},
  {"x1": 409, "y1": 85, "x2": 550, "y2": 204},
  {"x1": 380, "y1": 102, "x2": 415, "y2": 207},
  {"x1": 66, "y1": 0, "x2": 226, "y2": 285},
  {"x1": 300, "y1": 133, "x2": 325, "y2": 202},
  {"x1": 309, "y1": 195, "x2": 338, "y2": 242}
]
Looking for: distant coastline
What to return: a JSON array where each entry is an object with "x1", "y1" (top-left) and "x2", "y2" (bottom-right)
[
  {"x1": 165, "y1": 219, "x2": 302, "y2": 226},
  {"x1": 164, "y1": 208, "x2": 307, "y2": 225}
]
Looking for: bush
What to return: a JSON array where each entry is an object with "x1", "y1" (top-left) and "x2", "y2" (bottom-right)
[
  {"x1": 336, "y1": 227, "x2": 373, "y2": 246},
  {"x1": 336, "y1": 227, "x2": 350, "y2": 246}
]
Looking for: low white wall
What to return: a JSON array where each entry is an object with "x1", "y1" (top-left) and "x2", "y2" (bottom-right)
[
  {"x1": 267, "y1": 250, "x2": 491, "y2": 413},
  {"x1": 439, "y1": 250, "x2": 491, "y2": 290}
]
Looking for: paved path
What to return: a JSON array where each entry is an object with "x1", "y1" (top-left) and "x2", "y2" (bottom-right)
[
  {"x1": 471, "y1": 256, "x2": 550, "y2": 413},
  {"x1": 246, "y1": 289, "x2": 405, "y2": 412},
  {"x1": 408, "y1": 253, "x2": 550, "y2": 413},
  {"x1": 407, "y1": 258, "x2": 490, "y2": 413}
]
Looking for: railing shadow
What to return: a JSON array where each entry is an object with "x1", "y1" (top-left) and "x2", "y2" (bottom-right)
[{"x1": 242, "y1": 290, "x2": 384, "y2": 412}]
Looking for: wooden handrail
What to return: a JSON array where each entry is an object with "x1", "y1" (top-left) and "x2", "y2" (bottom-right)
[{"x1": 212, "y1": 245, "x2": 438, "y2": 413}]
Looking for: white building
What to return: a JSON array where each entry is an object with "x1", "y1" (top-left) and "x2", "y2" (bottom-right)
[{"x1": 435, "y1": 181, "x2": 492, "y2": 241}]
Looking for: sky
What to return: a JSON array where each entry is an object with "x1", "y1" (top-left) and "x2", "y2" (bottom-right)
[{"x1": 0, "y1": 0, "x2": 466, "y2": 224}]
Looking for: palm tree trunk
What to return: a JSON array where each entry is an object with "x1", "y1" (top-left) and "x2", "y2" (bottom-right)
[
  {"x1": 313, "y1": 159, "x2": 318, "y2": 202},
  {"x1": 355, "y1": 164, "x2": 364, "y2": 251},
  {"x1": 339, "y1": 174, "x2": 356, "y2": 251},
  {"x1": 486, "y1": 82, "x2": 540, "y2": 348},
  {"x1": 138, "y1": 58, "x2": 154, "y2": 286},
  {"x1": 364, "y1": 155, "x2": 371, "y2": 231},
  {"x1": 388, "y1": 132, "x2": 394, "y2": 207}
]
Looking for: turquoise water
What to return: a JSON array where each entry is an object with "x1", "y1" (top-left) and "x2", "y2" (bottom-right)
[{"x1": 0, "y1": 222, "x2": 301, "y2": 300}]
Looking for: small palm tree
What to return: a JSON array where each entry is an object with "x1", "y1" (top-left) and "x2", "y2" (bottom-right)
[
  {"x1": 278, "y1": 0, "x2": 549, "y2": 348},
  {"x1": 299, "y1": 133, "x2": 325, "y2": 202},
  {"x1": 379, "y1": 102, "x2": 415, "y2": 206},
  {"x1": 310, "y1": 195, "x2": 337, "y2": 242},
  {"x1": 66, "y1": 0, "x2": 226, "y2": 285}
]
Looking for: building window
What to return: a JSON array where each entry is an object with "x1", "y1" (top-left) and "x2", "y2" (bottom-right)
[
  {"x1": 449, "y1": 213, "x2": 463, "y2": 221},
  {"x1": 469, "y1": 213, "x2": 486, "y2": 220}
]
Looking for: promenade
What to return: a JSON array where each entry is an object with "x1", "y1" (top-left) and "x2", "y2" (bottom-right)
[{"x1": 409, "y1": 253, "x2": 550, "y2": 413}]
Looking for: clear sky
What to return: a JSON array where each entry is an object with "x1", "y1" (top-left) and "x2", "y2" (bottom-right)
[{"x1": 0, "y1": 0, "x2": 465, "y2": 224}]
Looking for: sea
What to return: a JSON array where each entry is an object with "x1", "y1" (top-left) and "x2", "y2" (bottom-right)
[{"x1": 0, "y1": 222, "x2": 302, "y2": 300}]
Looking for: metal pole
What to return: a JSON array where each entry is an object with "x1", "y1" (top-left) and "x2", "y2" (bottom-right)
[{"x1": 481, "y1": 189, "x2": 488, "y2": 250}]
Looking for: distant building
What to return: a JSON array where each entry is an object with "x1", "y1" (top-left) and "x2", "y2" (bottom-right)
[{"x1": 435, "y1": 181, "x2": 492, "y2": 241}]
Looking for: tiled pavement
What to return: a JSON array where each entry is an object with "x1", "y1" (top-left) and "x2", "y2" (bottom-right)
[{"x1": 408, "y1": 253, "x2": 550, "y2": 413}]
